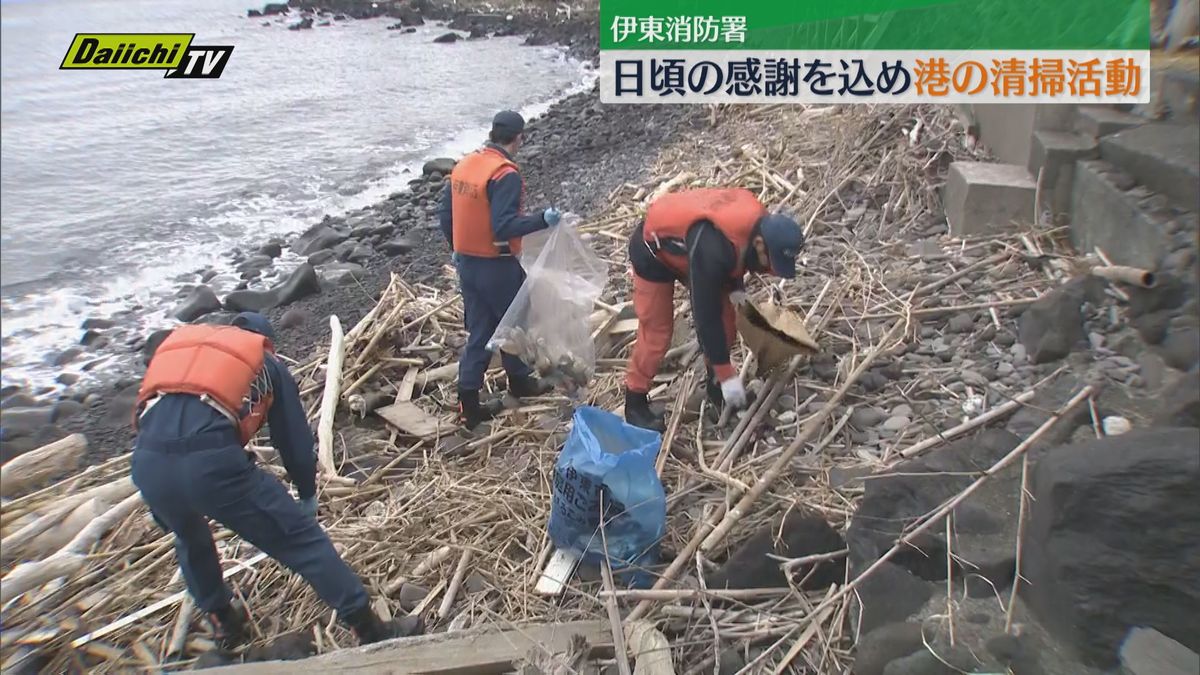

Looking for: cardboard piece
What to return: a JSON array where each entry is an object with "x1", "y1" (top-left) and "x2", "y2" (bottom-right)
[
  {"x1": 736, "y1": 300, "x2": 820, "y2": 378},
  {"x1": 375, "y1": 402, "x2": 441, "y2": 439}
]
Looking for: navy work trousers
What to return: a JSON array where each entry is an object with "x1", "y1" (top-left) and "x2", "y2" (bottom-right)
[
  {"x1": 131, "y1": 431, "x2": 368, "y2": 616},
  {"x1": 456, "y1": 255, "x2": 533, "y2": 391}
]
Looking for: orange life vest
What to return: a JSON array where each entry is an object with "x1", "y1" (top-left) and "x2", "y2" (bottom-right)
[
  {"x1": 449, "y1": 147, "x2": 523, "y2": 258},
  {"x1": 643, "y1": 188, "x2": 766, "y2": 279},
  {"x1": 135, "y1": 325, "x2": 275, "y2": 446}
]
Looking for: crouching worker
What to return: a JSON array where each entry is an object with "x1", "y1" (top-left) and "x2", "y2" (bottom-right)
[
  {"x1": 624, "y1": 188, "x2": 804, "y2": 432},
  {"x1": 131, "y1": 312, "x2": 422, "y2": 651},
  {"x1": 438, "y1": 110, "x2": 559, "y2": 429}
]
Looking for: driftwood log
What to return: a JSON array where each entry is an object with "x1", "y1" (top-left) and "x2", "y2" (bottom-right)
[
  {"x1": 1, "y1": 492, "x2": 143, "y2": 605},
  {"x1": 317, "y1": 315, "x2": 344, "y2": 477},
  {"x1": 0, "y1": 434, "x2": 87, "y2": 499},
  {"x1": 1, "y1": 477, "x2": 137, "y2": 563}
]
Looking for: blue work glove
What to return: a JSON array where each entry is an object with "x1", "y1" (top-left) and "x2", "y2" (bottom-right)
[
  {"x1": 298, "y1": 496, "x2": 318, "y2": 519},
  {"x1": 451, "y1": 252, "x2": 462, "y2": 265},
  {"x1": 543, "y1": 207, "x2": 561, "y2": 227}
]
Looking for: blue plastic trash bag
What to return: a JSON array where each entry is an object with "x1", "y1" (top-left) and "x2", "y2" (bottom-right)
[{"x1": 548, "y1": 406, "x2": 666, "y2": 584}]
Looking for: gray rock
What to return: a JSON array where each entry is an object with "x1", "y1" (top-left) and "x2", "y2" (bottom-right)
[
  {"x1": 1132, "y1": 310, "x2": 1172, "y2": 345},
  {"x1": 829, "y1": 466, "x2": 871, "y2": 489},
  {"x1": 853, "y1": 562, "x2": 934, "y2": 633},
  {"x1": 946, "y1": 313, "x2": 975, "y2": 333},
  {"x1": 380, "y1": 237, "x2": 416, "y2": 256},
  {"x1": 433, "y1": 31, "x2": 461, "y2": 43},
  {"x1": 994, "y1": 331, "x2": 1016, "y2": 347},
  {"x1": 307, "y1": 249, "x2": 337, "y2": 266},
  {"x1": 258, "y1": 242, "x2": 283, "y2": 258},
  {"x1": 1018, "y1": 283, "x2": 1086, "y2": 364},
  {"x1": 173, "y1": 285, "x2": 222, "y2": 322},
  {"x1": 1023, "y1": 427, "x2": 1200, "y2": 666},
  {"x1": 51, "y1": 347, "x2": 83, "y2": 367},
  {"x1": 52, "y1": 399, "x2": 85, "y2": 423},
  {"x1": 294, "y1": 226, "x2": 347, "y2": 256},
  {"x1": 859, "y1": 372, "x2": 889, "y2": 393},
  {"x1": 882, "y1": 415, "x2": 910, "y2": 431},
  {"x1": 278, "y1": 308, "x2": 312, "y2": 330},
  {"x1": 1153, "y1": 371, "x2": 1199, "y2": 428},
  {"x1": 224, "y1": 264, "x2": 320, "y2": 313},
  {"x1": 707, "y1": 511, "x2": 845, "y2": 591},
  {"x1": 422, "y1": 157, "x2": 456, "y2": 176},
  {"x1": 0, "y1": 407, "x2": 54, "y2": 440},
  {"x1": 237, "y1": 255, "x2": 273, "y2": 273},
  {"x1": 1157, "y1": 316, "x2": 1199, "y2": 371},
  {"x1": 997, "y1": 362, "x2": 1015, "y2": 377},
  {"x1": 81, "y1": 317, "x2": 116, "y2": 330},
  {"x1": 961, "y1": 369, "x2": 988, "y2": 386},
  {"x1": 851, "y1": 407, "x2": 887, "y2": 429},
  {"x1": 855, "y1": 623, "x2": 925, "y2": 675},
  {"x1": 318, "y1": 262, "x2": 366, "y2": 286},
  {"x1": 891, "y1": 404, "x2": 913, "y2": 419}
]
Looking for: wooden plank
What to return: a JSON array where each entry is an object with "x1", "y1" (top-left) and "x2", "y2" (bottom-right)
[
  {"x1": 1120, "y1": 627, "x2": 1200, "y2": 675},
  {"x1": 607, "y1": 318, "x2": 640, "y2": 335},
  {"x1": 375, "y1": 402, "x2": 441, "y2": 440},
  {"x1": 201, "y1": 620, "x2": 614, "y2": 674},
  {"x1": 534, "y1": 548, "x2": 580, "y2": 596},
  {"x1": 397, "y1": 367, "x2": 419, "y2": 403}
]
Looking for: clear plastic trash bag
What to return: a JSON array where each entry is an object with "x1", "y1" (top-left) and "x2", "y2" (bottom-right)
[{"x1": 487, "y1": 214, "x2": 608, "y2": 395}]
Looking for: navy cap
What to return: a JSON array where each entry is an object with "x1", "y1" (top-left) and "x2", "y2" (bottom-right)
[
  {"x1": 232, "y1": 311, "x2": 276, "y2": 342},
  {"x1": 491, "y1": 110, "x2": 525, "y2": 136},
  {"x1": 759, "y1": 213, "x2": 804, "y2": 279}
]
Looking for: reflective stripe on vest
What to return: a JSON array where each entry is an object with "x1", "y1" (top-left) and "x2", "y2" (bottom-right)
[
  {"x1": 135, "y1": 325, "x2": 275, "y2": 446},
  {"x1": 449, "y1": 148, "x2": 523, "y2": 258},
  {"x1": 643, "y1": 187, "x2": 766, "y2": 279}
]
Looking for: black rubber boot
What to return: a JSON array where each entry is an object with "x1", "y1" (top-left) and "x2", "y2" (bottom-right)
[
  {"x1": 344, "y1": 605, "x2": 424, "y2": 646},
  {"x1": 207, "y1": 602, "x2": 250, "y2": 652},
  {"x1": 625, "y1": 390, "x2": 666, "y2": 432},
  {"x1": 458, "y1": 388, "x2": 504, "y2": 430},
  {"x1": 508, "y1": 373, "x2": 554, "y2": 398}
]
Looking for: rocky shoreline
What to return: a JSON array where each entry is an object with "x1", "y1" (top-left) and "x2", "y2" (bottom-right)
[{"x1": 0, "y1": 0, "x2": 683, "y2": 465}]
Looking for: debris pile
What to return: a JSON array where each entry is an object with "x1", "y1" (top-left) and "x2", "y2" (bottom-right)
[{"x1": 3, "y1": 103, "x2": 1109, "y2": 673}]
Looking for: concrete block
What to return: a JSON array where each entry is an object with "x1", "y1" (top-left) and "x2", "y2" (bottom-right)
[
  {"x1": 968, "y1": 104, "x2": 1075, "y2": 167},
  {"x1": 1160, "y1": 68, "x2": 1200, "y2": 122},
  {"x1": 944, "y1": 162, "x2": 1036, "y2": 236},
  {"x1": 1100, "y1": 122, "x2": 1200, "y2": 211},
  {"x1": 1076, "y1": 106, "x2": 1146, "y2": 138},
  {"x1": 1070, "y1": 159, "x2": 1169, "y2": 270},
  {"x1": 1029, "y1": 130, "x2": 1099, "y2": 218}
]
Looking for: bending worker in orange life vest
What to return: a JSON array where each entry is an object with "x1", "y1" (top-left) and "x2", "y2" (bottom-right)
[
  {"x1": 437, "y1": 110, "x2": 560, "y2": 429},
  {"x1": 131, "y1": 312, "x2": 421, "y2": 653},
  {"x1": 624, "y1": 188, "x2": 805, "y2": 432}
]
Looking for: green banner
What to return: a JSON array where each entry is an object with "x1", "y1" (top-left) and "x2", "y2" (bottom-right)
[{"x1": 600, "y1": 0, "x2": 1150, "y2": 50}]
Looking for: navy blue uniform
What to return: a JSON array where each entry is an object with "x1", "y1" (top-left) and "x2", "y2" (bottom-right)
[
  {"x1": 131, "y1": 313, "x2": 368, "y2": 616},
  {"x1": 437, "y1": 143, "x2": 550, "y2": 391}
]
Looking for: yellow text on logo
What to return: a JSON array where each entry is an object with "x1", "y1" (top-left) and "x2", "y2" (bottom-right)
[{"x1": 60, "y1": 34, "x2": 194, "y2": 69}]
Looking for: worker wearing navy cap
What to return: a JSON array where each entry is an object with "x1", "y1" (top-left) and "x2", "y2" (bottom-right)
[
  {"x1": 437, "y1": 110, "x2": 560, "y2": 429},
  {"x1": 623, "y1": 188, "x2": 805, "y2": 432}
]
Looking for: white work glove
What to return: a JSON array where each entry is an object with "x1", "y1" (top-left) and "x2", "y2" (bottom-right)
[
  {"x1": 720, "y1": 376, "x2": 748, "y2": 409},
  {"x1": 729, "y1": 290, "x2": 748, "y2": 306}
]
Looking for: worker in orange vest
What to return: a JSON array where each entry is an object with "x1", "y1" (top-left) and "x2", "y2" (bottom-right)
[
  {"x1": 624, "y1": 188, "x2": 804, "y2": 431},
  {"x1": 437, "y1": 110, "x2": 559, "y2": 429},
  {"x1": 131, "y1": 312, "x2": 422, "y2": 652}
]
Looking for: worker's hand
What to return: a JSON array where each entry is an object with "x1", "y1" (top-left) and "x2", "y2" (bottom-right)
[
  {"x1": 298, "y1": 496, "x2": 318, "y2": 519},
  {"x1": 729, "y1": 290, "x2": 749, "y2": 307},
  {"x1": 543, "y1": 207, "x2": 562, "y2": 227},
  {"x1": 720, "y1": 376, "x2": 748, "y2": 410}
]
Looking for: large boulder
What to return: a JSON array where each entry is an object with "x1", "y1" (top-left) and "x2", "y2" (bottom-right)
[
  {"x1": 1018, "y1": 282, "x2": 1085, "y2": 364},
  {"x1": 317, "y1": 262, "x2": 366, "y2": 287},
  {"x1": 1021, "y1": 427, "x2": 1200, "y2": 667},
  {"x1": 173, "y1": 285, "x2": 222, "y2": 322},
  {"x1": 432, "y1": 31, "x2": 461, "y2": 43},
  {"x1": 291, "y1": 225, "x2": 347, "y2": 256},
  {"x1": 224, "y1": 264, "x2": 320, "y2": 313},
  {"x1": 422, "y1": 157, "x2": 456, "y2": 176},
  {"x1": 846, "y1": 430, "x2": 1024, "y2": 629}
]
